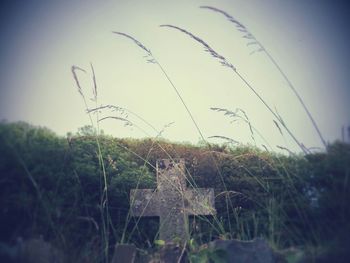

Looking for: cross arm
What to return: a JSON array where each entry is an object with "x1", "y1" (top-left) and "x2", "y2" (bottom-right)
[
  {"x1": 130, "y1": 189, "x2": 159, "y2": 217},
  {"x1": 185, "y1": 188, "x2": 216, "y2": 215}
]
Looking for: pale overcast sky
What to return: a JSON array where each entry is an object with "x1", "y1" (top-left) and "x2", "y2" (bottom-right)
[{"x1": 1, "y1": 0, "x2": 349, "y2": 153}]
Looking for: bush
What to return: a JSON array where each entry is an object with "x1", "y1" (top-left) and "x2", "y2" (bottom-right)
[{"x1": 1, "y1": 121, "x2": 349, "y2": 259}]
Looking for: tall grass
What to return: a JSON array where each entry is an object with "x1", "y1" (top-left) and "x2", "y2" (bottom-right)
[
  {"x1": 72, "y1": 64, "x2": 111, "y2": 262},
  {"x1": 68, "y1": 5, "x2": 330, "y2": 261},
  {"x1": 159, "y1": 24, "x2": 308, "y2": 154},
  {"x1": 111, "y1": 31, "x2": 244, "y2": 241},
  {"x1": 200, "y1": 6, "x2": 327, "y2": 148}
]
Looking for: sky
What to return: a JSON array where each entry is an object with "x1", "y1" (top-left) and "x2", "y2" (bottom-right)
[{"x1": 0, "y1": 0, "x2": 349, "y2": 153}]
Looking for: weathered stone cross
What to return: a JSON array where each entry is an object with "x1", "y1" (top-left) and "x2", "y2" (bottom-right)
[{"x1": 130, "y1": 159, "x2": 216, "y2": 244}]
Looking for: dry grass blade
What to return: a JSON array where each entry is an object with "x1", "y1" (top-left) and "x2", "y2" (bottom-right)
[
  {"x1": 208, "y1": 135, "x2": 239, "y2": 144},
  {"x1": 273, "y1": 120, "x2": 283, "y2": 136},
  {"x1": 98, "y1": 116, "x2": 151, "y2": 136},
  {"x1": 112, "y1": 31, "x2": 152, "y2": 56},
  {"x1": 216, "y1": 190, "x2": 245, "y2": 199},
  {"x1": 210, "y1": 107, "x2": 250, "y2": 126},
  {"x1": 200, "y1": 6, "x2": 246, "y2": 31},
  {"x1": 98, "y1": 116, "x2": 132, "y2": 126},
  {"x1": 88, "y1": 104, "x2": 160, "y2": 134},
  {"x1": 160, "y1": 24, "x2": 236, "y2": 71},
  {"x1": 277, "y1": 145, "x2": 295, "y2": 155},
  {"x1": 211, "y1": 107, "x2": 275, "y2": 149},
  {"x1": 90, "y1": 63, "x2": 97, "y2": 100},
  {"x1": 211, "y1": 107, "x2": 239, "y2": 117},
  {"x1": 200, "y1": 5, "x2": 264, "y2": 54},
  {"x1": 71, "y1": 65, "x2": 86, "y2": 97}
]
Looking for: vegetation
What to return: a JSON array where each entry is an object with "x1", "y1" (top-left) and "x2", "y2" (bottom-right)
[
  {"x1": 1, "y1": 5, "x2": 348, "y2": 263},
  {"x1": 0, "y1": 121, "x2": 349, "y2": 262}
]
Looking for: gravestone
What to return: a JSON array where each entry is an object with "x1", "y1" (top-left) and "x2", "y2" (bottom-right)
[{"x1": 130, "y1": 159, "x2": 216, "y2": 244}]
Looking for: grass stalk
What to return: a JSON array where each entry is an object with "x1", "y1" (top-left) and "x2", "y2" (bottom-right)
[
  {"x1": 112, "y1": 31, "x2": 236, "y2": 237},
  {"x1": 72, "y1": 64, "x2": 111, "y2": 263},
  {"x1": 160, "y1": 24, "x2": 308, "y2": 154},
  {"x1": 200, "y1": 6, "x2": 327, "y2": 148}
]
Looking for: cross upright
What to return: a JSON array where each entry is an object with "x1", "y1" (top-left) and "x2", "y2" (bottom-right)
[{"x1": 130, "y1": 158, "x2": 216, "y2": 244}]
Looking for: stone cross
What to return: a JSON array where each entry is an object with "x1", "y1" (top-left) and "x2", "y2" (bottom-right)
[{"x1": 130, "y1": 158, "x2": 216, "y2": 244}]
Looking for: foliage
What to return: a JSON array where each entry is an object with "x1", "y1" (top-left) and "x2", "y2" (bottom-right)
[{"x1": 0, "y1": 121, "x2": 349, "y2": 261}]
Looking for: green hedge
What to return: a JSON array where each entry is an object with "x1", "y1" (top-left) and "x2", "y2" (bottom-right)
[{"x1": 0, "y1": 121, "x2": 349, "y2": 258}]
